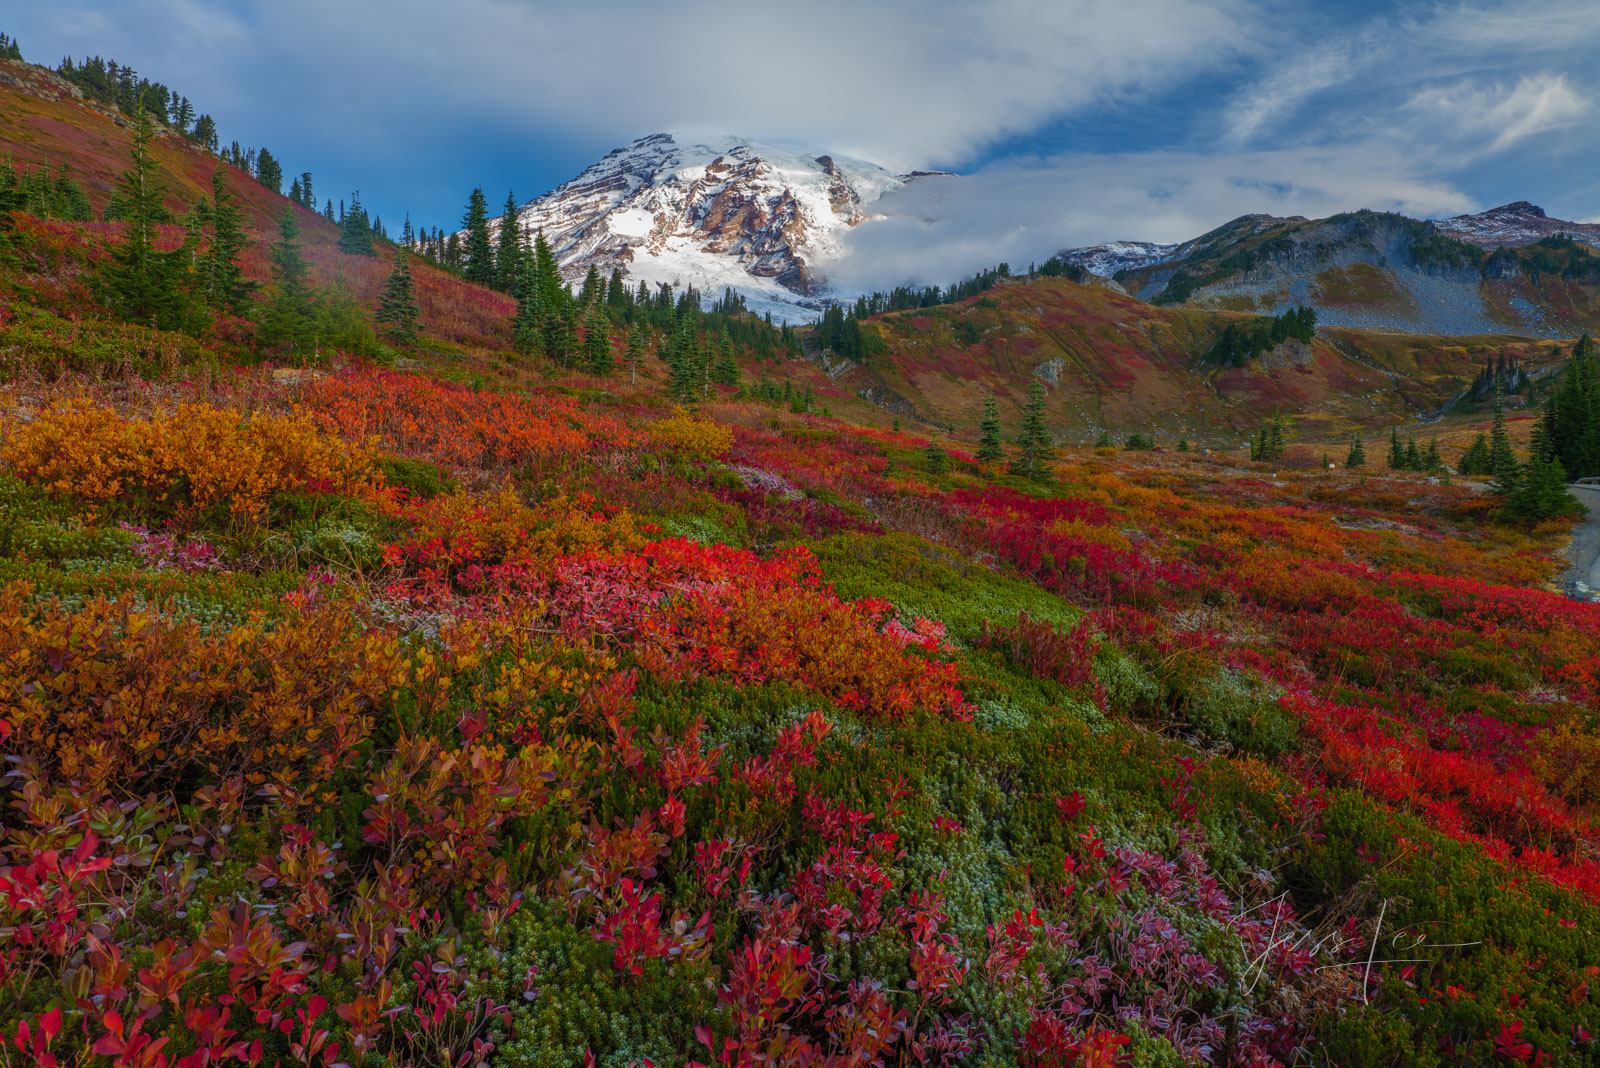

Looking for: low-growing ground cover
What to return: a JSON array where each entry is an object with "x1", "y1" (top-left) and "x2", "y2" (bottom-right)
[{"x1": 0, "y1": 365, "x2": 1596, "y2": 1068}]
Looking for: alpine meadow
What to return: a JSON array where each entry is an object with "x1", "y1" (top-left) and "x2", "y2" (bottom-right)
[{"x1": 3, "y1": 4, "x2": 1600, "y2": 1067}]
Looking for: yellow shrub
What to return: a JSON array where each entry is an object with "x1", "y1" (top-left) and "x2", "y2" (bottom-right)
[
  {"x1": 1, "y1": 400, "x2": 378, "y2": 519},
  {"x1": 649, "y1": 410, "x2": 734, "y2": 460}
]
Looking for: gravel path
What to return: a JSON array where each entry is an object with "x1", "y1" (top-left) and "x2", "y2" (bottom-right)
[{"x1": 1565, "y1": 484, "x2": 1600, "y2": 601}]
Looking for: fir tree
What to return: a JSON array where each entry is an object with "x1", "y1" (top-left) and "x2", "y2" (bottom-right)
[
  {"x1": 197, "y1": 167, "x2": 254, "y2": 315},
  {"x1": 1387, "y1": 428, "x2": 1405, "y2": 469},
  {"x1": 625, "y1": 324, "x2": 649, "y2": 384},
  {"x1": 1423, "y1": 437, "x2": 1442, "y2": 473},
  {"x1": 338, "y1": 191, "x2": 374, "y2": 256},
  {"x1": 1346, "y1": 432, "x2": 1366, "y2": 468},
  {"x1": 288, "y1": 176, "x2": 303, "y2": 206},
  {"x1": 321, "y1": 199, "x2": 335, "y2": 223},
  {"x1": 374, "y1": 255, "x2": 420, "y2": 345},
  {"x1": 607, "y1": 269, "x2": 629, "y2": 310},
  {"x1": 1009, "y1": 383, "x2": 1054, "y2": 482},
  {"x1": 1403, "y1": 436, "x2": 1421, "y2": 471},
  {"x1": 544, "y1": 306, "x2": 576, "y2": 368},
  {"x1": 495, "y1": 191, "x2": 521, "y2": 293},
  {"x1": 1458, "y1": 432, "x2": 1491, "y2": 476},
  {"x1": 923, "y1": 442, "x2": 947, "y2": 474},
  {"x1": 712, "y1": 338, "x2": 739, "y2": 386},
  {"x1": 583, "y1": 305, "x2": 613, "y2": 375},
  {"x1": 1489, "y1": 389, "x2": 1518, "y2": 480},
  {"x1": 976, "y1": 396, "x2": 1004, "y2": 464},
  {"x1": 102, "y1": 99, "x2": 192, "y2": 329},
  {"x1": 255, "y1": 147, "x2": 282, "y2": 194},
  {"x1": 579, "y1": 265, "x2": 602, "y2": 305},
  {"x1": 259, "y1": 208, "x2": 318, "y2": 353},
  {"x1": 461, "y1": 187, "x2": 495, "y2": 286}
]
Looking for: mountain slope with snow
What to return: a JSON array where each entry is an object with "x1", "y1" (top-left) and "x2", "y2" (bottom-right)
[
  {"x1": 1060, "y1": 205, "x2": 1600, "y2": 337},
  {"x1": 490, "y1": 133, "x2": 911, "y2": 320}
]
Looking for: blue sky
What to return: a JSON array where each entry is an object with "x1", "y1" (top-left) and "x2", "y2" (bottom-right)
[{"x1": 7, "y1": 1, "x2": 1599, "y2": 284}]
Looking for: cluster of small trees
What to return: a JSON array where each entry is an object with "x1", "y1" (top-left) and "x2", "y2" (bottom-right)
[
  {"x1": 72, "y1": 102, "x2": 417, "y2": 357},
  {"x1": 1454, "y1": 387, "x2": 1580, "y2": 521},
  {"x1": 1250, "y1": 416, "x2": 1288, "y2": 462},
  {"x1": 970, "y1": 385, "x2": 1054, "y2": 481},
  {"x1": 0, "y1": 159, "x2": 92, "y2": 221},
  {"x1": 1385, "y1": 429, "x2": 1442, "y2": 472},
  {"x1": 1204, "y1": 306, "x2": 1317, "y2": 368},
  {"x1": 0, "y1": 33, "x2": 23, "y2": 61}
]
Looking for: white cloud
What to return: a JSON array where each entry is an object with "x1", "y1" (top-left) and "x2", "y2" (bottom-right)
[
  {"x1": 12, "y1": 0, "x2": 1257, "y2": 173},
  {"x1": 823, "y1": 148, "x2": 1474, "y2": 291},
  {"x1": 1404, "y1": 73, "x2": 1589, "y2": 154}
]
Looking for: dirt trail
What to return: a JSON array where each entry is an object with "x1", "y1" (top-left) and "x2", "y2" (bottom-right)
[{"x1": 1565, "y1": 484, "x2": 1600, "y2": 601}]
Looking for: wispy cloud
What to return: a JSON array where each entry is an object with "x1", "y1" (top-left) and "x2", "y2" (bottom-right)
[
  {"x1": 1404, "y1": 73, "x2": 1589, "y2": 154},
  {"x1": 826, "y1": 146, "x2": 1473, "y2": 291}
]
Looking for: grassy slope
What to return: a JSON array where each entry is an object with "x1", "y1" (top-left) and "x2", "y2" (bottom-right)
[{"x1": 806, "y1": 275, "x2": 1565, "y2": 451}]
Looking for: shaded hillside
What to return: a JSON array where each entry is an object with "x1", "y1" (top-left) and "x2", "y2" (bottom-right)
[
  {"x1": 0, "y1": 56, "x2": 515, "y2": 352},
  {"x1": 814, "y1": 274, "x2": 1566, "y2": 447},
  {"x1": 1106, "y1": 209, "x2": 1600, "y2": 338}
]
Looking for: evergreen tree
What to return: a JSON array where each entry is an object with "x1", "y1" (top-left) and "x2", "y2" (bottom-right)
[
  {"x1": 1489, "y1": 389, "x2": 1518, "y2": 479},
  {"x1": 494, "y1": 191, "x2": 521, "y2": 292},
  {"x1": 1387, "y1": 428, "x2": 1405, "y2": 469},
  {"x1": 288, "y1": 176, "x2": 303, "y2": 206},
  {"x1": 102, "y1": 99, "x2": 192, "y2": 329},
  {"x1": 625, "y1": 324, "x2": 649, "y2": 384},
  {"x1": 461, "y1": 187, "x2": 495, "y2": 285},
  {"x1": 530, "y1": 231, "x2": 564, "y2": 311},
  {"x1": 374, "y1": 255, "x2": 420, "y2": 345},
  {"x1": 583, "y1": 305, "x2": 613, "y2": 375},
  {"x1": 197, "y1": 167, "x2": 254, "y2": 315},
  {"x1": 976, "y1": 396, "x2": 1004, "y2": 464},
  {"x1": 322, "y1": 199, "x2": 335, "y2": 223},
  {"x1": 189, "y1": 114, "x2": 218, "y2": 152},
  {"x1": 173, "y1": 95, "x2": 193, "y2": 134},
  {"x1": 255, "y1": 147, "x2": 282, "y2": 194},
  {"x1": 1423, "y1": 437, "x2": 1442, "y2": 473},
  {"x1": 543, "y1": 306, "x2": 576, "y2": 368},
  {"x1": 607, "y1": 269, "x2": 629, "y2": 311},
  {"x1": 1403, "y1": 435, "x2": 1421, "y2": 471},
  {"x1": 259, "y1": 208, "x2": 318, "y2": 353},
  {"x1": 1009, "y1": 383, "x2": 1054, "y2": 482},
  {"x1": 299, "y1": 172, "x2": 314, "y2": 209},
  {"x1": 1540, "y1": 333, "x2": 1600, "y2": 480},
  {"x1": 712, "y1": 338, "x2": 739, "y2": 386},
  {"x1": 1458, "y1": 432, "x2": 1492, "y2": 476},
  {"x1": 923, "y1": 442, "x2": 947, "y2": 474},
  {"x1": 1346, "y1": 432, "x2": 1366, "y2": 468},
  {"x1": 579, "y1": 265, "x2": 602, "y2": 305},
  {"x1": 338, "y1": 191, "x2": 374, "y2": 256}
]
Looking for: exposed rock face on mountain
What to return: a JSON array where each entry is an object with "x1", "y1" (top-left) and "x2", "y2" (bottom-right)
[
  {"x1": 1435, "y1": 201, "x2": 1600, "y2": 251},
  {"x1": 1057, "y1": 206, "x2": 1600, "y2": 338},
  {"x1": 491, "y1": 133, "x2": 909, "y2": 320}
]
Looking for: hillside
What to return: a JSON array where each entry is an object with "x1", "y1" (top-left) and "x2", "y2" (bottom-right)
[
  {"x1": 812, "y1": 272, "x2": 1567, "y2": 448},
  {"x1": 0, "y1": 55, "x2": 516, "y2": 355},
  {"x1": 1060, "y1": 206, "x2": 1600, "y2": 338}
]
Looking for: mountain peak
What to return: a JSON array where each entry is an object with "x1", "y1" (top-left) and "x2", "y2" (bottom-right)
[{"x1": 485, "y1": 133, "x2": 904, "y2": 320}]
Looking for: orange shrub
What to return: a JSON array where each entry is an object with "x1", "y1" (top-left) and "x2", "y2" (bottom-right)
[
  {"x1": 0, "y1": 584, "x2": 408, "y2": 794},
  {"x1": 1, "y1": 399, "x2": 378, "y2": 518}
]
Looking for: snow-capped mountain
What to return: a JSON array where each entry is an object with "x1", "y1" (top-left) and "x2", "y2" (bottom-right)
[
  {"x1": 490, "y1": 133, "x2": 913, "y2": 320},
  {"x1": 1434, "y1": 201, "x2": 1600, "y2": 251},
  {"x1": 1052, "y1": 240, "x2": 1184, "y2": 278}
]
